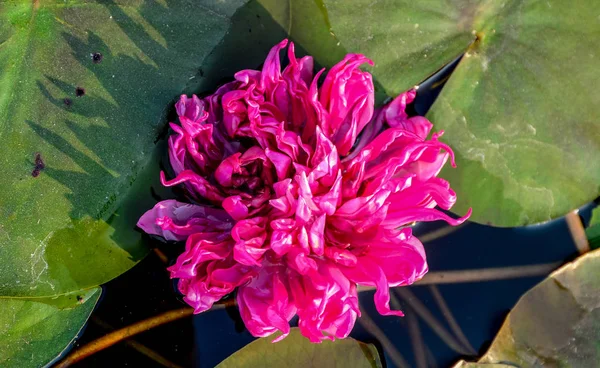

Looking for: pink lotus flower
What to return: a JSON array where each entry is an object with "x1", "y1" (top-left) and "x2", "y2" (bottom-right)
[{"x1": 138, "y1": 40, "x2": 470, "y2": 342}]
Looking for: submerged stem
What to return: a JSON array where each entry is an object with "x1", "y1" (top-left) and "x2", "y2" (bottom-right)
[
  {"x1": 91, "y1": 316, "x2": 184, "y2": 368},
  {"x1": 358, "y1": 262, "x2": 561, "y2": 293},
  {"x1": 358, "y1": 307, "x2": 410, "y2": 368},
  {"x1": 56, "y1": 298, "x2": 238, "y2": 367},
  {"x1": 55, "y1": 308, "x2": 194, "y2": 367}
]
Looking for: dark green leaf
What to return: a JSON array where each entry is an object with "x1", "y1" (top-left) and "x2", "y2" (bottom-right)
[
  {"x1": 216, "y1": 328, "x2": 383, "y2": 368},
  {"x1": 0, "y1": 288, "x2": 101, "y2": 367},
  {"x1": 324, "y1": 0, "x2": 476, "y2": 94},
  {"x1": 0, "y1": 0, "x2": 248, "y2": 297},
  {"x1": 324, "y1": 0, "x2": 600, "y2": 226},
  {"x1": 187, "y1": 0, "x2": 345, "y2": 97}
]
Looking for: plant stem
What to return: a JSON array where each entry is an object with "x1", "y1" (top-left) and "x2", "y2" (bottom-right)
[
  {"x1": 152, "y1": 248, "x2": 169, "y2": 264},
  {"x1": 418, "y1": 223, "x2": 466, "y2": 243},
  {"x1": 56, "y1": 298, "x2": 238, "y2": 367},
  {"x1": 358, "y1": 262, "x2": 561, "y2": 293},
  {"x1": 428, "y1": 285, "x2": 476, "y2": 355},
  {"x1": 394, "y1": 288, "x2": 472, "y2": 355},
  {"x1": 401, "y1": 302, "x2": 427, "y2": 368},
  {"x1": 358, "y1": 307, "x2": 410, "y2": 368},
  {"x1": 91, "y1": 316, "x2": 184, "y2": 368},
  {"x1": 55, "y1": 308, "x2": 194, "y2": 367},
  {"x1": 565, "y1": 211, "x2": 590, "y2": 254}
]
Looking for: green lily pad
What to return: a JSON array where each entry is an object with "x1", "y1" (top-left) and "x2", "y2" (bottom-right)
[
  {"x1": 216, "y1": 328, "x2": 383, "y2": 368},
  {"x1": 455, "y1": 248, "x2": 600, "y2": 367},
  {"x1": 186, "y1": 0, "x2": 345, "y2": 97},
  {"x1": 0, "y1": 288, "x2": 101, "y2": 368},
  {"x1": 324, "y1": 0, "x2": 600, "y2": 226},
  {"x1": 0, "y1": 0, "x2": 248, "y2": 298}
]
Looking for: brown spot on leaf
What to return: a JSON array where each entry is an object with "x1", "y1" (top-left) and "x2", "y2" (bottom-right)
[
  {"x1": 92, "y1": 52, "x2": 103, "y2": 64},
  {"x1": 75, "y1": 87, "x2": 86, "y2": 97},
  {"x1": 63, "y1": 97, "x2": 73, "y2": 107},
  {"x1": 35, "y1": 153, "x2": 45, "y2": 169},
  {"x1": 31, "y1": 153, "x2": 45, "y2": 177}
]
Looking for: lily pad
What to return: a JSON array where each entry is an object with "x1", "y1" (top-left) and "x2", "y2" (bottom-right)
[
  {"x1": 216, "y1": 328, "x2": 382, "y2": 368},
  {"x1": 186, "y1": 0, "x2": 345, "y2": 97},
  {"x1": 455, "y1": 248, "x2": 600, "y2": 367},
  {"x1": 324, "y1": 0, "x2": 600, "y2": 226},
  {"x1": 0, "y1": 288, "x2": 101, "y2": 368},
  {"x1": 0, "y1": 0, "x2": 248, "y2": 298}
]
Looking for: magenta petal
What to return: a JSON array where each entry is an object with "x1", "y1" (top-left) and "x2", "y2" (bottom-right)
[
  {"x1": 160, "y1": 171, "x2": 224, "y2": 203},
  {"x1": 292, "y1": 262, "x2": 360, "y2": 342},
  {"x1": 383, "y1": 207, "x2": 472, "y2": 229},
  {"x1": 286, "y1": 248, "x2": 318, "y2": 275},
  {"x1": 176, "y1": 94, "x2": 206, "y2": 122},
  {"x1": 222, "y1": 195, "x2": 250, "y2": 220},
  {"x1": 137, "y1": 200, "x2": 231, "y2": 242},
  {"x1": 368, "y1": 230, "x2": 428, "y2": 287},
  {"x1": 231, "y1": 218, "x2": 268, "y2": 266},
  {"x1": 342, "y1": 257, "x2": 404, "y2": 317},
  {"x1": 384, "y1": 90, "x2": 433, "y2": 140},
  {"x1": 237, "y1": 265, "x2": 296, "y2": 339},
  {"x1": 215, "y1": 153, "x2": 242, "y2": 187},
  {"x1": 308, "y1": 214, "x2": 326, "y2": 256},
  {"x1": 319, "y1": 54, "x2": 375, "y2": 155},
  {"x1": 169, "y1": 236, "x2": 256, "y2": 313},
  {"x1": 260, "y1": 39, "x2": 288, "y2": 91},
  {"x1": 265, "y1": 148, "x2": 292, "y2": 180},
  {"x1": 139, "y1": 40, "x2": 470, "y2": 343}
]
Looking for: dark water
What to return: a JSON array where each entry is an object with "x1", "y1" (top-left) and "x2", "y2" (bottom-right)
[
  {"x1": 69, "y1": 204, "x2": 593, "y2": 368},
  {"x1": 67, "y1": 55, "x2": 597, "y2": 368}
]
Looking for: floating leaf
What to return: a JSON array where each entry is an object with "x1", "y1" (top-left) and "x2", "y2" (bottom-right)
[
  {"x1": 324, "y1": 0, "x2": 600, "y2": 226},
  {"x1": 216, "y1": 328, "x2": 382, "y2": 368},
  {"x1": 454, "y1": 248, "x2": 600, "y2": 366},
  {"x1": 187, "y1": 0, "x2": 345, "y2": 97},
  {"x1": 0, "y1": 288, "x2": 101, "y2": 367},
  {"x1": 0, "y1": 0, "x2": 250, "y2": 297}
]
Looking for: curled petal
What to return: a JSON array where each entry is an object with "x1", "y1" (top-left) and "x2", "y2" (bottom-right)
[
  {"x1": 366, "y1": 229, "x2": 428, "y2": 287},
  {"x1": 260, "y1": 39, "x2": 288, "y2": 92},
  {"x1": 266, "y1": 148, "x2": 292, "y2": 180},
  {"x1": 291, "y1": 261, "x2": 360, "y2": 342},
  {"x1": 169, "y1": 236, "x2": 255, "y2": 313},
  {"x1": 176, "y1": 94, "x2": 206, "y2": 123},
  {"x1": 137, "y1": 200, "x2": 232, "y2": 241},
  {"x1": 139, "y1": 40, "x2": 471, "y2": 343},
  {"x1": 384, "y1": 90, "x2": 433, "y2": 140},
  {"x1": 308, "y1": 214, "x2": 326, "y2": 256},
  {"x1": 383, "y1": 207, "x2": 472, "y2": 229},
  {"x1": 160, "y1": 171, "x2": 224, "y2": 203},
  {"x1": 237, "y1": 265, "x2": 297, "y2": 340},
  {"x1": 341, "y1": 257, "x2": 404, "y2": 317},
  {"x1": 222, "y1": 195, "x2": 249, "y2": 220},
  {"x1": 232, "y1": 217, "x2": 268, "y2": 266},
  {"x1": 168, "y1": 126, "x2": 186, "y2": 175},
  {"x1": 286, "y1": 248, "x2": 318, "y2": 275},
  {"x1": 320, "y1": 54, "x2": 375, "y2": 155}
]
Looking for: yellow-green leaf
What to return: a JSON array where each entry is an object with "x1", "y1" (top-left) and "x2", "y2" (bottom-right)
[
  {"x1": 0, "y1": 288, "x2": 101, "y2": 367},
  {"x1": 216, "y1": 328, "x2": 383, "y2": 368}
]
